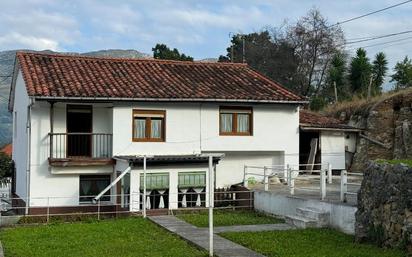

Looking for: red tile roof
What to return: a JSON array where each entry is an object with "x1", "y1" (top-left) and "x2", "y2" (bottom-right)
[
  {"x1": 1, "y1": 144, "x2": 12, "y2": 157},
  {"x1": 16, "y1": 51, "x2": 304, "y2": 103},
  {"x1": 300, "y1": 110, "x2": 358, "y2": 130}
]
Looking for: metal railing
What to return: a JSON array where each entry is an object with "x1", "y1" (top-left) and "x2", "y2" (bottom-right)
[
  {"x1": 340, "y1": 170, "x2": 363, "y2": 202},
  {"x1": 0, "y1": 190, "x2": 253, "y2": 226},
  {"x1": 287, "y1": 167, "x2": 327, "y2": 200},
  {"x1": 49, "y1": 133, "x2": 113, "y2": 159}
]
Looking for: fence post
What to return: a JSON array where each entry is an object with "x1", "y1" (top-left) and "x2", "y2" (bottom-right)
[
  {"x1": 285, "y1": 164, "x2": 289, "y2": 184},
  {"x1": 328, "y1": 163, "x2": 333, "y2": 184},
  {"x1": 263, "y1": 166, "x2": 268, "y2": 191},
  {"x1": 243, "y1": 165, "x2": 248, "y2": 188},
  {"x1": 46, "y1": 197, "x2": 50, "y2": 224},
  {"x1": 320, "y1": 169, "x2": 326, "y2": 200},
  {"x1": 288, "y1": 167, "x2": 294, "y2": 195},
  {"x1": 97, "y1": 199, "x2": 101, "y2": 220},
  {"x1": 340, "y1": 170, "x2": 347, "y2": 202}
]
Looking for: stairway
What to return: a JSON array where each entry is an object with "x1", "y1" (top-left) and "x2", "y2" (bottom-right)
[{"x1": 285, "y1": 207, "x2": 330, "y2": 229}]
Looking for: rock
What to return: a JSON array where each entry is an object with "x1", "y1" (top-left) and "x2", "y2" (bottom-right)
[{"x1": 355, "y1": 162, "x2": 412, "y2": 252}]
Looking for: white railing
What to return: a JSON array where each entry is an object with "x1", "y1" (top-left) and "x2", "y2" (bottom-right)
[
  {"x1": 287, "y1": 167, "x2": 328, "y2": 200},
  {"x1": 340, "y1": 170, "x2": 363, "y2": 202}
]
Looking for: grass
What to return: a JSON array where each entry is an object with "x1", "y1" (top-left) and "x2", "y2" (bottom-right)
[
  {"x1": 221, "y1": 228, "x2": 407, "y2": 257},
  {"x1": 376, "y1": 159, "x2": 412, "y2": 167},
  {"x1": 177, "y1": 209, "x2": 283, "y2": 227},
  {"x1": 0, "y1": 217, "x2": 207, "y2": 257}
]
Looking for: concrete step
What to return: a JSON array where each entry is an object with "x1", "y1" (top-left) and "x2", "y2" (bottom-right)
[
  {"x1": 284, "y1": 215, "x2": 319, "y2": 229},
  {"x1": 296, "y1": 207, "x2": 330, "y2": 226}
]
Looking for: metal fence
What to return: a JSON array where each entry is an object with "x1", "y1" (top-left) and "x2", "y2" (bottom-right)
[{"x1": 0, "y1": 189, "x2": 253, "y2": 226}]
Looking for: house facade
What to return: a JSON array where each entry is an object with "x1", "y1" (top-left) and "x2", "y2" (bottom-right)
[{"x1": 9, "y1": 52, "x2": 305, "y2": 213}]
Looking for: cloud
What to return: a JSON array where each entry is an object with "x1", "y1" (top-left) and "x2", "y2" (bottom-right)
[{"x1": 0, "y1": 32, "x2": 60, "y2": 51}]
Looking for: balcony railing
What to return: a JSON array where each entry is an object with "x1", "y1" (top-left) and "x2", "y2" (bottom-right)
[{"x1": 49, "y1": 133, "x2": 113, "y2": 160}]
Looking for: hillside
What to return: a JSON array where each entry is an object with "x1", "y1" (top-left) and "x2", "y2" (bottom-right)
[
  {"x1": 0, "y1": 49, "x2": 150, "y2": 147},
  {"x1": 323, "y1": 88, "x2": 412, "y2": 170}
]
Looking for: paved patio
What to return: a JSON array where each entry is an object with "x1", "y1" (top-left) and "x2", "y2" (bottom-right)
[{"x1": 249, "y1": 174, "x2": 362, "y2": 206}]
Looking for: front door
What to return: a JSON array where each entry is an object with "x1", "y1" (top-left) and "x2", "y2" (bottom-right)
[{"x1": 67, "y1": 105, "x2": 92, "y2": 157}]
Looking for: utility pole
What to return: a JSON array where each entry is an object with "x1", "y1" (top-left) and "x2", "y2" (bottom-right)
[{"x1": 333, "y1": 81, "x2": 338, "y2": 103}]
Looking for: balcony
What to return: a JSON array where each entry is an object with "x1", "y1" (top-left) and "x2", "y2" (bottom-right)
[{"x1": 49, "y1": 133, "x2": 114, "y2": 167}]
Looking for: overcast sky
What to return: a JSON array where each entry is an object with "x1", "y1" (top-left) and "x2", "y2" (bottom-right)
[{"x1": 1, "y1": 0, "x2": 411, "y2": 82}]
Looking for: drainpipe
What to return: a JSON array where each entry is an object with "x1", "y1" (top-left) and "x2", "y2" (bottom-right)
[
  {"x1": 25, "y1": 98, "x2": 35, "y2": 215},
  {"x1": 49, "y1": 102, "x2": 54, "y2": 159}
]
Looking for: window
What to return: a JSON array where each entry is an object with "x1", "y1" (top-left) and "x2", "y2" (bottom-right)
[
  {"x1": 219, "y1": 107, "x2": 252, "y2": 135},
  {"x1": 132, "y1": 110, "x2": 166, "y2": 142},
  {"x1": 79, "y1": 175, "x2": 111, "y2": 203}
]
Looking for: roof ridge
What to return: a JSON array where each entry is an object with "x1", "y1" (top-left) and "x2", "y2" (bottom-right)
[{"x1": 15, "y1": 51, "x2": 248, "y2": 67}]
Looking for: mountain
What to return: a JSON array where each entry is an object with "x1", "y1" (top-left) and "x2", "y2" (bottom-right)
[{"x1": 0, "y1": 49, "x2": 151, "y2": 147}]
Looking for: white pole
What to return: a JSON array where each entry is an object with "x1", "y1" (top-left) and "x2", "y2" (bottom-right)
[
  {"x1": 263, "y1": 166, "x2": 268, "y2": 191},
  {"x1": 320, "y1": 170, "x2": 326, "y2": 200},
  {"x1": 328, "y1": 163, "x2": 333, "y2": 184},
  {"x1": 143, "y1": 156, "x2": 147, "y2": 218},
  {"x1": 208, "y1": 156, "x2": 214, "y2": 257}
]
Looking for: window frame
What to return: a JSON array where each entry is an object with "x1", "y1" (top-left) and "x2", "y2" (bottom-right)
[
  {"x1": 219, "y1": 106, "x2": 253, "y2": 136},
  {"x1": 79, "y1": 175, "x2": 111, "y2": 203},
  {"x1": 132, "y1": 110, "x2": 166, "y2": 142}
]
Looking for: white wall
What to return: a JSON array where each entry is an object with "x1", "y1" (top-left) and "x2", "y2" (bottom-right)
[
  {"x1": 11, "y1": 71, "x2": 29, "y2": 200},
  {"x1": 320, "y1": 131, "x2": 345, "y2": 170},
  {"x1": 29, "y1": 102, "x2": 114, "y2": 206},
  {"x1": 112, "y1": 102, "x2": 299, "y2": 187}
]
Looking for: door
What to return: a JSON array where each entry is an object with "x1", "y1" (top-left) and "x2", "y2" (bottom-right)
[{"x1": 67, "y1": 105, "x2": 92, "y2": 157}]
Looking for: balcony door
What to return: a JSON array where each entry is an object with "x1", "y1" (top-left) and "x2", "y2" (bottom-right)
[{"x1": 67, "y1": 105, "x2": 92, "y2": 157}]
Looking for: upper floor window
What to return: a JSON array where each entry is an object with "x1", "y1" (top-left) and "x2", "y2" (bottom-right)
[
  {"x1": 219, "y1": 107, "x2": 253, "y2": 136},
  {"x1": 132, "y1": 110, "x2": 165, "y2": 142}
]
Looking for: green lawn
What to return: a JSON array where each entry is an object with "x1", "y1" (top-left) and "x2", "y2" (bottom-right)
[
  {"x1": 177, "y1": 209, "x2": 283, "y2": 227},
  {"x1": 221, "y1": 228, "x2": 406, "y2": 257},
  {"x1": 0, "y1": 217, "x2": 207, "y2": 257}
]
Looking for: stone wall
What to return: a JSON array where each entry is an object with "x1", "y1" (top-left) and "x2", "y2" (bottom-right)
[
  {"x1": 344, "y1": 91, "x2": 412, "y2": 171},
  {"x1": 355, "y1": 162, "x2": 412, "y2": 252}
]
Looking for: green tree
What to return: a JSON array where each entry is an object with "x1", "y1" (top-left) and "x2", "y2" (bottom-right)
[
  {"x1": 390, "y1": 56, "x2": 412, "y2": 90},
  {"x1": 371, "y1": 52, "x2": 388, "y2": 96},
  {"x1": 324, "y1": 52, "x2": 348, "y2": 102},
  {"x1": 349, "y1": 48, "x2": 372, "y2": 96},
  {"x1": 0, "y1": 152, "x2": 12, "y2": 178},
  {"x1": 152, "y1": 44, "x2": 193, "y2": 61}
]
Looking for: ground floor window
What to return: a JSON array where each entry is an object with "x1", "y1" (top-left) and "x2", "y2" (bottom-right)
[
  {"x1": 79, "y1": 175, "x2": 111, "y2": 203},
  {"x1": 140, "y1": 173, "x2": 169, "y2": 209},
  {"x1": 178, "y1": 172, "x2": 206, "y2": 208}
]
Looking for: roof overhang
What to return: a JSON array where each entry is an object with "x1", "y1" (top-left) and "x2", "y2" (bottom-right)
[
  {"x1": 114, "y1": 154, "x2": 224, "y2": 167},
  {"x1": 300, "y1": 125, "x2": 362, "y2": 133},
  {"x1": 31, "y1": 96, "x2": 308, "y2": 105}
]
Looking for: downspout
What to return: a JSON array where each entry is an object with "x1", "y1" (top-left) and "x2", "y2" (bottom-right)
[{"x1": 25, "y1": 98, "x2": 35, "y2": 215}]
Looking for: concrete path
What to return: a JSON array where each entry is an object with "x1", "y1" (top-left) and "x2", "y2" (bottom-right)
[
  {"x1": 212, "y1": 223, "x2": 294, "y2": 233},
  {"x1": 149, "y1": 215, "x2": 266, "y2": 257}
]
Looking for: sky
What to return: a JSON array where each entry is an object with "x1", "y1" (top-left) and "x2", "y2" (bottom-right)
[{"x1": 1, "y1": 0, "x2": 411, "y2": 83}]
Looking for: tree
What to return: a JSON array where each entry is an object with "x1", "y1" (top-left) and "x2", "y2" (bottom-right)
[
  {"x1": 152, "y1": 44, "x2": 193, "y2": 61},
  {"x1": 0, "y1": 152, "x2": 12, "y2": 178},
  {"x1": 371, "y1": 52, "x2": 388, "y2": 95},
  {"x1": 349, "y1": 48, "x2": 372, "y2": 96},
  {"x1": 285, "y1": 8, "x2": 345, "y2": 96},
  {"x1": 324, "y1": 52, "x2": 349, "y2": 102},
  {"x1": 390, "y1": 56, "x2": 412, "y2": 90},
  {"x1": 220, "y1": 31, "x2": 298, "y2": 89}
]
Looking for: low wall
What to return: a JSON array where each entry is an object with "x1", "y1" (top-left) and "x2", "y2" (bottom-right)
[
  {"x1": 355, "y1": 162, "x2": 412, "y2": 252},
  {"x1": 254, "y1": 190, "x2": 357, "y2": 234}
]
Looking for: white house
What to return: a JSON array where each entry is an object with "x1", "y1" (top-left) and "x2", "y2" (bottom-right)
[{"x1": 9, "y1": 51, "x2": 305, "y2": 214}]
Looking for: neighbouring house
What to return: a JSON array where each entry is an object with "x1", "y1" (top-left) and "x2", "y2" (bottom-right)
[
  {"x1": 0, "y1": 144, "x2": 12, "y2": 157},
  {"x1": 9, "y1": 51, "x2": 305, "y2": 214},
  {"x1": 299, "y1": 110, "x2": 361, "y2": 171}
]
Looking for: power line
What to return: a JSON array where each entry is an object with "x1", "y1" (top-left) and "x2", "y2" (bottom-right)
[
  {"x1": 329, "y1": 0, "x2": 412, "y2": 28},
  {"x1": 345, "y1": 29, "x2": 412, "y2": 45},
  {"x1": 347, "y1": 35, "x2": 412, "y2": 50}
]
